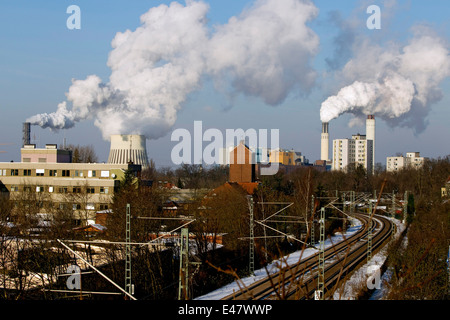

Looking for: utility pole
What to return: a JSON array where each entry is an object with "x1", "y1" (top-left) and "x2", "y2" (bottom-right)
[
  {"x1": 125, "y1": 204, "x2": 133, "y2": 297},
  {"x1": 367, "y1": 202, "x2": 373, "y2": 262},
  {"x1": 350, "y1": 191, "x2": 356, "y2": 216},
  {"x1": 403, "y1": 191, "x2": 408, "y2": 224},
  {"x1": 447, "y1": 245, "x2": 450, "y2": 297},
  {"x1": 391, "y1": 191, "x2": 395, "y2": 217},
  {"x1": 260, "y1": 195, "x2": 268, "y2": 262},
  {"x1": 316, "y1": 207, "x2": 325, "y2": 300},
  {"x1": 391, "y1": 191, "x2": 396, "y2": 241},
  {"x1": 310, "y1": 195, "x2": 315, "y2": 245},
  {"x1": 178, "y1": 227, "x2": 190, "y2": 300},
  {"x1": 248, "y1": 195, "x2": 255, "y2": 276},
  {"x1": 447, "y1": 244, "x2": 450, "y2": 297}
]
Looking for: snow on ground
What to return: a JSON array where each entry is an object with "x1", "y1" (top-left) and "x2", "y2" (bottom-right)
[
  {"x1": 196, "y1": 216, "x2": 406, "y2": 300},
  {"x1": 333, "y1": 216, "x2": 405, "y2": 300},
  {"x1": 196, "y1": 217, "x2": 366, "y2": 300}
]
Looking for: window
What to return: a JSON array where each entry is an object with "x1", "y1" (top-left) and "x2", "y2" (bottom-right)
[
  {"x1": 73, "y1": 187, "x2": 81, "y2": 193},
  {"x1": 11, "y1": 186, "x2": 18, "y2": 192},
  {"x1": 11, "y1": 169, "x2": 18, "y2": 176},
  {"x1": 23, "y1": 169, "x2": 31, "y2": 176},
  {"x1": 36, "y1": 186, "x2": 44, "y2": 193},
  {"x1": 49, "y1": 186, "x2": 54, "y2": 193},
  {"x1": 73, "y1": 204, "x2": 81, "y2": 210},
  {"x1": 36, "y1": 169, "x2": 45, "y2": 176},
  {"x1": 100, "y1": 170, "x2": 109, "y2": 177},
  {"x1": 88, "y1": 170, "x2": 96, "y2": 177},
  {"x1": 59, "y1": 187, "x2": 68, "y2": 193},
  {"x1": 49, "y1": 170, "x2": 57, "y2": 177},
  {"x1": 62, "y1": 170, "x2": 70, "y2": 177},
  {"x1": 100, "y1": 204, "x2": 109, "y2": 210},
  {"x1": 100, "y1": 187, "x2": 109, "y2": 194},
  {"x1": 86, "y1": 187, "x2": 95, "y2": 194}
]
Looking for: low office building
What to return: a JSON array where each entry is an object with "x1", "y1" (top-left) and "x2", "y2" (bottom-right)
[{"x1": 0, "y1": 144, "x2": 141, "y2": 226}]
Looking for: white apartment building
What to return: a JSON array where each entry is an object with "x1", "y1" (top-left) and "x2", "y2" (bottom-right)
[
  {"x1": 332, "y1": 134, "x2": 373, "y2": 172},
  {"x1": 386, "y1": 152, "x2": 425, "y2": 172}
]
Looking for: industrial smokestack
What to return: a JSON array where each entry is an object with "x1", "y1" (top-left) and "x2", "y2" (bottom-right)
[
  {"x1": 366, "y1": 115, "x2": 375, "y2": 173},
  {"x1": 320, "y1": 122, "x2": 330, "y2": 162},
  {"x1": 108, "y1": 135, "x2": 149, "y2": 169},
  {"x1": 22, "y1": 122, "x2": 31, "y2": 147}
]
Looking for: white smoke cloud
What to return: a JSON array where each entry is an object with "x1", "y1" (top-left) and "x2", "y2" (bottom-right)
[
  {"x1": 320, "y1": 26, "x2": 450, "y2": 133},
  {"x1": 206, "y1": 0, "x2": 319, "y2": 105},
  {"x1": 320, "y1": 74, "x2": 415, "y2": 122},
  {"x1": 27, "y1": 0, "x2": 319, "y2": 140},
  {"x1": 28, "y1": 1, "x2": 210, "y2": 140}
]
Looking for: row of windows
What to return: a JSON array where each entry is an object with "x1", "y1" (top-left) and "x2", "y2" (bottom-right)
[
  {"x1": 7, "y1": 185, "x2": 110, "y2": 194},
  {"x1": 0, "y1": 169, "x2": 111, "y2": 178},
  {"x1": 12, "y1": 201, "x2": 109, "y2": 211}
]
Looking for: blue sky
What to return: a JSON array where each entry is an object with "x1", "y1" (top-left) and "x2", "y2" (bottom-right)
[{"x1": 0, "y1": 0, "x2": 449, "y2": 167}]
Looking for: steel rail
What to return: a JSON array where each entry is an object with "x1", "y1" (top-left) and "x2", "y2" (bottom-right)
[
  {"x1": 222, "y1": 214, "x2": 372, "y2": 300},
  {"x1": 222, "y1": 213, "x2": 393, "y2": 300}
]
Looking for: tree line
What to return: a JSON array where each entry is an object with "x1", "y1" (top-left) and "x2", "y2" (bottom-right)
[{"x1": 0, "y1": 155, "x2": 448, "y2": 299}]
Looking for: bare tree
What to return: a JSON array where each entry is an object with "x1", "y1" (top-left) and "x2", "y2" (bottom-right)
[{"x1": 67, "y1": 144, "x2": 98, "y2": 163}]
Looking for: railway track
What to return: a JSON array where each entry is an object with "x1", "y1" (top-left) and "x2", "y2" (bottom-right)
[{"x1": 222, "y1": 213, "x2": 393, "y2": 300}]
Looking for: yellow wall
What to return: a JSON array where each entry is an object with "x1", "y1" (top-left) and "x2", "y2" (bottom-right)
[{"x1": 269, "y1": 150, "x2": 295, "y2": 165}]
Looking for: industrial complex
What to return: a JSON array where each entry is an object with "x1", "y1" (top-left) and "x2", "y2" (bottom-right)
[{"x1": 0, "y1": 117, "x2": 427, "y2": 228}]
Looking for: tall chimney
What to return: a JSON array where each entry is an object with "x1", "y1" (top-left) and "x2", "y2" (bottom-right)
[
  {"x1": 22, "y1": 122, "x2": 31, "y2": 147},
  {"x1": 321, "y1": 122, "x2": 330, "y2": 162},
  {"x1": 366, "y1": 115, "x2": 375, "y2": 173}
]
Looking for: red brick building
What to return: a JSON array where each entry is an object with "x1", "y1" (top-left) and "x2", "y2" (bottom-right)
[{"x1": 229, "y1": 142, "x2": 256, "y2": 183}]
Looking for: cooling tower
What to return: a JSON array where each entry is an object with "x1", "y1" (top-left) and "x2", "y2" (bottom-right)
[
  {"x1": 108, "y1": 134, "x2": 149, "y2": 169},
  {"x1": 366, "y1": 115, "x2": 375, "y2": 173},
  {"x1": 320, "y1": 122, "x2": 330, "y2": 162}
]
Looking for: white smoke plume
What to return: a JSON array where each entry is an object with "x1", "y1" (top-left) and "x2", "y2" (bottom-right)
[
  {"x1": 206, "y1": 0, "x2": 319, "y2": 105},
  {"x1": 27, "y1": 0, "x2": 319, "y2": 140},
  {"x1": 320, "y1": 26, "x2": 450, "y2": 133}
]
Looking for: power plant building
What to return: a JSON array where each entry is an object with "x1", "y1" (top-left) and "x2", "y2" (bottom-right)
[
  {"x1": 320, "y1": 122, "x2": 330, "y2": 162},
  {"x1": 366, "y1": 115, "x2": 375, "y2": 173},
  {"x1": 108, "y1": 134, "x2": 149, "y2": 169}
]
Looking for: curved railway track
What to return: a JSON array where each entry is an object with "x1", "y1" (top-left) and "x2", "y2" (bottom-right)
[{"x1": 222, "y1": 213, "x2": 393, "y2": 300}]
